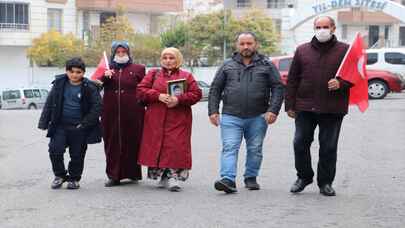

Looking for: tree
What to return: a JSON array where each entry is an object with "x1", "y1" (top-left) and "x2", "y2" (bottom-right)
[
  {"x1": 231, "y1": 9, "x2": 280, "y2": 55},
  {"x1": 27, "y1": 30, "x2": 84, "y2": 67},
  {"x1": 83, "y1": 5, "x2": 137, "y2": 66},
  {"x1": 160, "y1": 22, "x2": 187, "y2": 48}
]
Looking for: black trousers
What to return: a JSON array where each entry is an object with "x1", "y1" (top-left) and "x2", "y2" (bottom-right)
[
  {"x1": 293, "y1": 111, "x2": 344, "y2": 187},
  {"x1": 48, "y1": 125, "x2": 87, "y2": 181}
]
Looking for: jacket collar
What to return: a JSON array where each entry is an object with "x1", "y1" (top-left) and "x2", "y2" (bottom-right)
[
  {"x1": 310, "y1": 34, "x2": 338, "y2": 52},
  {"x1": 232, "y1": 52, "x2": 264, "y2": 66}
]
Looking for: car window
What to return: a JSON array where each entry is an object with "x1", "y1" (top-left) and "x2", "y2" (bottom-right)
[
  {"x1": 384, "y1": 52, "x2": 405, "y2": 65},
  {"x1": 367, "y1": 53, "x2": 378, "y2": 65},
  {"x1": 3, "y1": 90, "x2": 21, "y2": 100},
  {"x1": 33, "y1": 89, "x2": 41, "y2": 98},
  {"x1": 198, "y1": 81, "x2": 209, "y2": 88},
  {"x1": 24, "y1": 89, "x2": 34, "y2": 98},
  {"x1": 279, "y1": 58, "x2": 292, "y2": 71},
  {"x1": 41, "y1": 89, "x2": 49, "y2": 97}
]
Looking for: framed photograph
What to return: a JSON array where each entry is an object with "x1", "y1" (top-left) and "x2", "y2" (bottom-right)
[{"x1": 167, "y1": 79, "x2": 187, "y2": 96}]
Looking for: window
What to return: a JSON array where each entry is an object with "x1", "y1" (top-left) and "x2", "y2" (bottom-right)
[
  {"x1": 342, "y1": 24, "x2": 348, "y2": 40},
  {"x1": 267, "y1": 0, "x2": 288, "y2": 8},
  {"x1": 41, "y1": 89, "x2": 49, "y2": 98},
  {"x1": 0, "y1": 2, "x2": 29, "y2": 30},
  {"x1": 385, "y1": 52, "x2": 405, "y2": 65},
  {"x1": 23, "y1": 89, "x2": 34, "y2": 98},
  {"x1": 198, "y1": 81, "x2": 210, "y2": 88},
  {"x1": 100, "y1": 12, "x2": 116, "y2": 25},
  {"x1": 367, "y1": 53, "x2": 378, "y2": 65},
  {"x1": 279, "y1": 58, "x2": 292, "y2": 71},
  {"x1": 400, "y1": 27, "x2": 405, "y2": 46},
  {"x1": 33, "y1": 89, "x2": 41, "y2": 98},
  {"x1": 237, "y1": 0, "x2": 251, "y2": 8},
  {"x1": 47, "y1": 8, "x2": 62, "y2": 32},
  {"x1": 2, "y1": 90, "x2": 21, "y2": 100}
]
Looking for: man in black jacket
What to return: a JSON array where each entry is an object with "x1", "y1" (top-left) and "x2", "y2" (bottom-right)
[
  {"x1": 208, "y1": 32, "x2": 285, "y2": 193},
  {"x1": 38, "y1": 58, "x2": 102, "y2": 190}
]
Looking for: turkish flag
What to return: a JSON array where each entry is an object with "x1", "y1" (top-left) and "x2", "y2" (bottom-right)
[
  {"x1": 91, "y1": 51, "x2": 109, "y2": 80},
  {"x1": 336, "y1": 32, "x2": 368, "y2": 112}
]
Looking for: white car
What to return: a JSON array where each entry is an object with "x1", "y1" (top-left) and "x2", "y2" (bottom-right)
[
  {"x1": 1, "y1": 88, "x2": 49, "y2": 110},
  {"x1": 366, "y1": 48, "x2": 405, "y2": 81}
]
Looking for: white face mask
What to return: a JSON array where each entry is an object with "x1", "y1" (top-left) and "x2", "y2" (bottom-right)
[
  {"x1": 114, "y1": 55, "x2": 130, "y2": 64},
  {"x1": 315, "y1": 28, "x2": 332, "y2": 43}
]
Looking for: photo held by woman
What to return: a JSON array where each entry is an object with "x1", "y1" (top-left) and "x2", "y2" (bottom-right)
[{"x1": 137, "y1": 47, "x2": 202, "y2": 192}]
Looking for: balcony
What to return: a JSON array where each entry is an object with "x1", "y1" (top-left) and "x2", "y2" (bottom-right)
[{"x1": 76, "y1": 0, "x2": 183, "y2": 13}]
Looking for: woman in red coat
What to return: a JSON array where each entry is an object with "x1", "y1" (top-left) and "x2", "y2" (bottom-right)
[
  {"x1": 101, "y1": 41, "x2": 145, "y2": 187},
  {"x1": 137, "y1": 47, "x2": 202, "y2": 192}
]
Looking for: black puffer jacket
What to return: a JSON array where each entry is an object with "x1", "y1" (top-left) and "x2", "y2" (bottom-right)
[
  {"x1": 38, "y1": 74, "x2": 102, "y2": 144},
  {"x1": 208, "y1": 52, "x2": 285, "y2": 118}
]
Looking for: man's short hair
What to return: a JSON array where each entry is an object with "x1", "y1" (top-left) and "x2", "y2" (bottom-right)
[
  {"x1": 66, "y1": 57, "x2": 86, "y2": 72},
  {"x1": 235, "y1": 31, "x2": 258, "y2": 42},
  {"x1": 313, "y1": 16, "x2": 336, "y2": 27}
]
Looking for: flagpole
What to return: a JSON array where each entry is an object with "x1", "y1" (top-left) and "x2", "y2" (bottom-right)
[
  {"x1": 335, "y1": 32, "x2": 360, "y2": 78},
  {"x1": 103, "y1": 51, "x2": 110, "y2": 70}
]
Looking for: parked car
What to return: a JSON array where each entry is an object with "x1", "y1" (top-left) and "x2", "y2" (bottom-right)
[
  {"x1": 0, "y1": 95, "x2": 2, "y2": 109},
  {"x1": 1, "y1": 87, "x2": 49, "y2": 110},
  {"x1": 366, "y1": 48, "x2": 405, "y2": 80},
  {"x1": 197, "y1": 80, "x2": 210, "y2": 101},
  {"x1": 270, "y1": 55, "x2": 405, "y2": 99}
]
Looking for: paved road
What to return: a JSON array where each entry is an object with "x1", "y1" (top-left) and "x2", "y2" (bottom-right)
[{"x1": 1, "y1": 92, "x2": 404, "y2": 228}]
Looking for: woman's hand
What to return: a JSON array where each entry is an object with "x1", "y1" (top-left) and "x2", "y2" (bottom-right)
[
  {"x1": 166, "y1": 96, "x2": 179, "y2": 108},
  {"x1": 104, "y1": 69, "x2": 115, "y2": 78},
  {"x1": 159, "y1": 94, "x2": 170, "y2": 104}
]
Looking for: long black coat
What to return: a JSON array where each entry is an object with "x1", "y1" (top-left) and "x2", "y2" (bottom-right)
[{"x1": 38, "y1": 74, "x2": 102, "y2": 144}]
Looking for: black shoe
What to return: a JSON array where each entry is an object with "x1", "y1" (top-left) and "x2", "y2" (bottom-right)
[
  {"x1": 244, "y1": 177, "x2": 260, "y2": 190},
  {"x1": 214, "y1": 178, "x2": 237, "y2": 193},
  {"x1": 290, "y1": 178, "x2": 313, "y2": 193},
  {"x1": 51, "y1": 176, "x2": 67, "y2": 189},
  {"x1": 319, "y1": 184, "x2": 336, "y2": 196},
  {"x1": 67, "y1": 181, "x2": 80, "y2": 190},
  {"x1": 104, "y1": 179, "x2": 120, "y2": 187}
]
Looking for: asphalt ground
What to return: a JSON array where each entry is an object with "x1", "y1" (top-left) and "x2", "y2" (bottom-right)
[{"x1": 0, "y1": 92, "x2": 404, "y2": 228}]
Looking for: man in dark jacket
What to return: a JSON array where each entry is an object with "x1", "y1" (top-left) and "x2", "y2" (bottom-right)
[
  {"x1": 38, "y1": 57, "x2": 102, "y2": 190},
  {"x1": 208, "y1": 32, "x2": 285, "y2": 193},
  {"x1": 285, "y1": 16, "x2": 352, "y2": 196}
]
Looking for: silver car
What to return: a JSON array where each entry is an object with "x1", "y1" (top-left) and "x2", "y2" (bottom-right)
[
  {"x1": 1, "y1": 88, "x2": 49, "y2": 110},
  {"x1": 197, "y1": 81, "x2": 210, "y2": 101}
]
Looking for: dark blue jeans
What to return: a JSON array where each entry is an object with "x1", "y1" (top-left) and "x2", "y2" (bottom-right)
[
  {"x1": 48, "y1": 126, "x2": 87, "y2": 181},
  {"x1": 293, "y1": 111, "x2": 344, "y2": 187}
]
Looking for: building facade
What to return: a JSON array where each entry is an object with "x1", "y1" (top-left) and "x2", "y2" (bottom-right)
[
  {"x1": 224, "y1": 0, "x2": 405, "y2": 54},
  {"x1": 0, "y1": 0, "x2": 182, "y2": 87}
]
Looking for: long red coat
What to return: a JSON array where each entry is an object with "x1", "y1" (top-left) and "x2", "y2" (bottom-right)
[
  {"x1": 102, "y1": 64, "x2": 145, "y2": 180},
  {"x1": 137, "y1": 68, "x2": 202, "y2": 169}
]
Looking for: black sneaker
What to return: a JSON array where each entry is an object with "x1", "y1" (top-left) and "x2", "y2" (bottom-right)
[
  {"x1": 244, "y1": 177, "x2": 260, "y2": 190},
  {"x1": 214, "y1": 178, "x2": 237, "y2": 193},
  {"x1": 51, "y1": 176, "x2": 67, "y2": 189},
  {"x1": 67, "y1": 181, "x2": 80, "y2": 190},
  {"x1": 290, "y1": 178, "x2": 313, "y2": 193}
]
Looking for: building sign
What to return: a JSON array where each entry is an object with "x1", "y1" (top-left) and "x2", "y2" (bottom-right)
[{"x1": 312, "y1": 0, "x2": 388, "y2": 14}]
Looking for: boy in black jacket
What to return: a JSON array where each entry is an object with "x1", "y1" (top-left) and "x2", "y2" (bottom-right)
[{"x1": 38, "y1": 58, "x2": 102, "y2": 190}]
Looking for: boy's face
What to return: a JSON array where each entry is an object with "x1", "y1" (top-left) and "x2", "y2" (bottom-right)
[{"x1": 67, "y1": 67, "x2": 84, "y2": 84}]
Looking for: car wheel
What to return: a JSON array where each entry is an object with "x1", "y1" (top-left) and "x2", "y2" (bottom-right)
[
  {"x1": 368, "y1": 80, "x2": 389, "y2": 99},
  {"x1": 28, "y1": 104, "x2": 37, "y2": 110}
]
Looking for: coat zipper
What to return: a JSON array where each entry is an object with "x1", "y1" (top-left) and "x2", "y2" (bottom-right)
[{"x1": 118, "y1": 68, "x2": 123, "y2": 155}]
